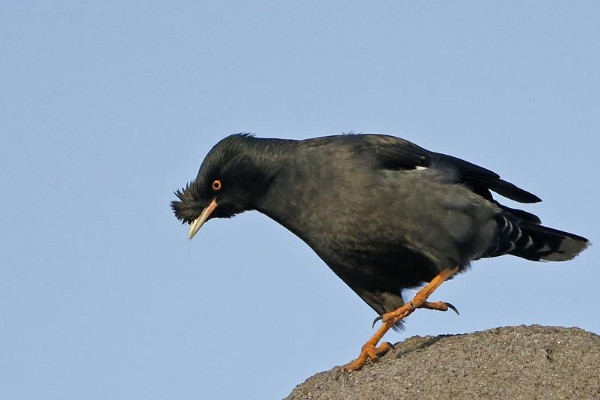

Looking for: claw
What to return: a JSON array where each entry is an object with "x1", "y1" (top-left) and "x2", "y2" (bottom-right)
[
  {"x1": 372, "y1": 315, "x2": 382, "y2": 328},
  {"x1": 445, "y1": 302, "x2": 460, "y2": 315}
]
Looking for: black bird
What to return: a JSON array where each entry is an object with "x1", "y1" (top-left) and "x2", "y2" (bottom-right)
[{"x1": 171, "y1": 133, "x2": 589, "y2": 370}]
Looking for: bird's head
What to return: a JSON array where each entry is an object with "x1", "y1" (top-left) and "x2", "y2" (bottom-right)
[{"x1": 171, "y1": 134, "x2": 276, "y2": 239}]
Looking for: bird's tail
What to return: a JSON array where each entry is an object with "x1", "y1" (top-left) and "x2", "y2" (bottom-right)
[{"x1": 489, "y1": 214, "x2": 589, "y2": 261}]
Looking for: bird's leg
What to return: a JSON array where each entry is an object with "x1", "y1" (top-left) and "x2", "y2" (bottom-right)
[{"x1": 341, "y1": 267, "x2": 460, "y2": 372}]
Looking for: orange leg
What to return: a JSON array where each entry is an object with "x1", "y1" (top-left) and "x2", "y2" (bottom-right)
[{"x1": 341, "y1": 266, "x2": 460, "y2": 372}]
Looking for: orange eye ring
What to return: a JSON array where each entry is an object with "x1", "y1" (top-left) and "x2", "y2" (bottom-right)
[{"x1": 212, "y1": 179, "x2": 222, "y2": 191}]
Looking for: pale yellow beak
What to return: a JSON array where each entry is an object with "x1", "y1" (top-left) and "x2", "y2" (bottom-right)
[{"x1": 188, "y1": 198, "x2": 218, "y2": 239}]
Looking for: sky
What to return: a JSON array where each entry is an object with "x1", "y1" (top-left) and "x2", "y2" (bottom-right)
[{"x1": 1, "y1": 2, "x2": 598, "y2": 399}]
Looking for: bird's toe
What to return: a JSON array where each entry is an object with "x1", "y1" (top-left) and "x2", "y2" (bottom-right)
[{"x1": 340, "y1": 342, "x2": 392, "y2": 372}]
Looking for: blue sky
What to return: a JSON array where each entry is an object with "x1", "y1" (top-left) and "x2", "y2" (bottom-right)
[{"x1": 1, "y1": 2, "x2": 598, "y2": 399}]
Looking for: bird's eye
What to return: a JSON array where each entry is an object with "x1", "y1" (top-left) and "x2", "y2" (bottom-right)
[{"x1": 212, "y1": 179, "x2": 222, "y2": 191}]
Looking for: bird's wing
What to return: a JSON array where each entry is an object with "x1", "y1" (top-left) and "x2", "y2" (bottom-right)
[{"x1": 363, "y1": 135, "x2": 541, "y2": 204}]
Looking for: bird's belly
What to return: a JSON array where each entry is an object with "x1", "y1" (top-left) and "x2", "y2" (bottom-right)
[{"x1": 316, "y1": 242, "x2": 443, "y2": 290}]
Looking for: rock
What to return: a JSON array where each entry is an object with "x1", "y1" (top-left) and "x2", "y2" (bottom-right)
[{"x1": 286, "y1": 325, "x2": 600, "y2": 400}]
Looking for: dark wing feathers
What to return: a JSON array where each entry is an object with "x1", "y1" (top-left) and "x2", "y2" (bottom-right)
[
  {"x1": 493, "y1": 202, "x2": 542, "y2": 224},
  {"x1": 365, "y1": 135, "x2": 541, "y2": 204}
]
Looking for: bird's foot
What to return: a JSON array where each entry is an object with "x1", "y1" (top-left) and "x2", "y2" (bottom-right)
[
  {"x1": 341, "y1": 267, "x2": 460, "y2": 372},
  {"x1": 344, "y1": 300, "x2": 450, "y2": 371},
  {"x1": 372, "y1": 301, "x2": 458, "y2": 327},
  {"x1": 340, "y1": 341, "x2": 392, "y2": 372},
  {"x1": 422, "y1": 301, "x2": 459, "y2": 314},
  {"x1": 381, "y1": 299, "x2": 458, "y2": 324}
]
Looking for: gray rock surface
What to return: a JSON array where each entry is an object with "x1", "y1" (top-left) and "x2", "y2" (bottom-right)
[{"x1": 286, "y1": 325, "x2": 600, "y2": 400}]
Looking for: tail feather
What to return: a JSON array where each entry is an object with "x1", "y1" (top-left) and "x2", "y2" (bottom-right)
[{"x1": 488, "y1": 215, "x2": 589, "y2": 262}]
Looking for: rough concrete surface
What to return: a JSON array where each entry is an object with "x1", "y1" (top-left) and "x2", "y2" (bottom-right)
[{"x1": 286, "y1": 325, "x2": 600, "y2": 400}]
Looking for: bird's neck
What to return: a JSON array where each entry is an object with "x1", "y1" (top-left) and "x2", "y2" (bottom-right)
[{"x1": 252, "y1": 140, "x2": 321, "y2": 244}]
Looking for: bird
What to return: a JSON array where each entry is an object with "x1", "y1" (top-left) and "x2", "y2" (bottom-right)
[{"x1": 171, "y1": 133, "x2": 589, "y2": 371}]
